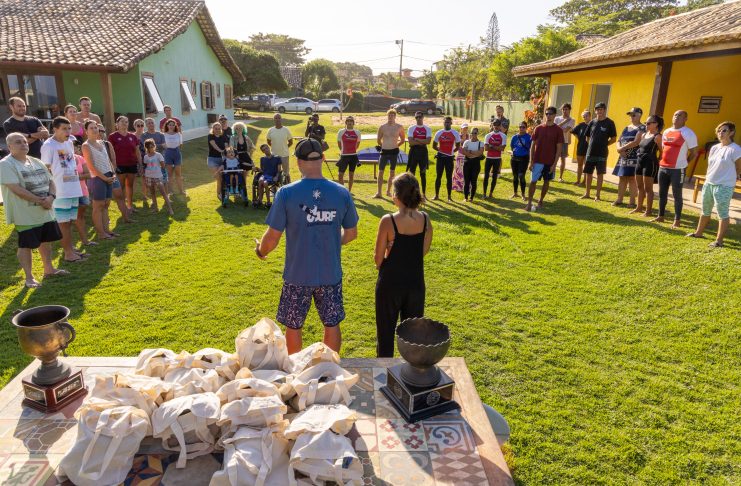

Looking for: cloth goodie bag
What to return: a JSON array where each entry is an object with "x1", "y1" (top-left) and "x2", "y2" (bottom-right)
[
  {"x1": 288, "y1": 429, "x2": 363, "y2": 486},
  {"x1": 218, "y1": 395, "x2": 287, "y2": 429},
  {"x1": 235, "y1": 318, "x2": 290, "y2": 371},
  {"x1": 288, "y1": 362, "x2": 359, "y2": 411},
  {"x1": 135, "y1": 348, "x2": 178, "y2": 378},
  {"x1": 216, "y1": 377, "x2": 281, "y2": 404},
  {"x1": 283, "y1": 404, "x2": 357, "y2": 440},
  {"x1": 285, "y1": 342, "x2": 340, "y2": 375},
  {"x1": 164, "y1": 367, "x2": 225, "y2": 399},
  {"x1": 152, "y1": 392, "x2": 221, "y2": 468},
  {"x1": 173, "y1": 347, "x2": 241, "y2": 381},
  {"x1": 210, "y1": 424, "x2": 290, "y2": 486},
  {"x1": 58, "y1": 405, "x2": 149, "y2": 486}
]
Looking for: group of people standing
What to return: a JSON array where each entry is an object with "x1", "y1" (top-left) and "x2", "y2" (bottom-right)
[{"x1": 0, "y1": 97, "x2": 185, "y2": 287}]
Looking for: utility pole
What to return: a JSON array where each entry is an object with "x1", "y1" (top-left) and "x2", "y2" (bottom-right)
[{"x1": 396, "y1": 39, "x2": 404, "y2": 83}]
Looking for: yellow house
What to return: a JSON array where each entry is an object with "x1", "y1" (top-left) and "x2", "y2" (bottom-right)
[{"x1": 512, "y1": 1, "x2": 741, "y2": 174}]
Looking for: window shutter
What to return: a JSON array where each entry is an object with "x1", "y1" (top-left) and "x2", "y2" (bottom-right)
[{"x1": 201, "y1": 81, "x2": 207, "y2": 109}]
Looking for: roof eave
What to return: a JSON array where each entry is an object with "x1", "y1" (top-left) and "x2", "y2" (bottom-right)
[{"x1": 0, "y1": 60, "x2": 125, "y2": 73}]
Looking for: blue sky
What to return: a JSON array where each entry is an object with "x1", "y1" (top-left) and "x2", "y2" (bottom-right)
[{"x1": 205, "y1": 0, "x2": 565, "y2": 74}]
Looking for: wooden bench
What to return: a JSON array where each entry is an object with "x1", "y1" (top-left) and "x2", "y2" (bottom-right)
[
  {"x1": 692, "y1": 175, "x2": 741, "y2": 202},
  {"x1": 325, "y1": 159, "x2": 381, "y2": 179}
]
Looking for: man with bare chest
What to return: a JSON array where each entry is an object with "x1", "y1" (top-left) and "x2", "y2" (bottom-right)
[{"x1": 375, "y1": 109, "x2": 405, "y2": 198}]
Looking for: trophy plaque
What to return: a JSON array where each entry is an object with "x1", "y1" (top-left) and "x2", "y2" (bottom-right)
[
  {"x1": 12, "y1": 305, "x2": 87, "y2": 413},
  {"x1": 381, "y1": 318, "x2": 460, "y2": 423}
]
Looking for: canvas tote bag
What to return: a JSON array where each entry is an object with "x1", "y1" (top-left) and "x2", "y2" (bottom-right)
[
  {"x1": 135, "y1": 348, "x2": 178, "y2": 378},
  {"x1": 164, "y1": 367, "x2": 225, "y2": 399},
  {"x1": 216, "y1": 377, "x2": 281, "y2": 404},
  {"x1": 283, "y1": 404, "x2": 357, "y2": 440},
  {"x1": 173, "y1": 347, "x2": 241, "y2": 381},
  {"x1": 58, "y1": 405, "x2": 149, "y2": 486},
  {"x1": 288, "y1": 362, "x2": 359, "y2": 411},
  {"x1": 210, "y1": 424, "x2": 290, "y2": 486},
  {"x1": 285, "y1": 342, "x2": 340, "y2": 375},
  {"x1": 235, "y1": 318, "x2": 290, "y2": 371},
  {"x1": 151, "y1": 392, "x2": 222, "y2": 468},
  {"x1": 288, "y1": 429, "x2": 363, "y2": 486},
  {"x1": 248, "y1": 369, "x2": 294, "y2": 402},
  {"x1": 218, "y1": 395, "x2": 287, "y2": 429}
]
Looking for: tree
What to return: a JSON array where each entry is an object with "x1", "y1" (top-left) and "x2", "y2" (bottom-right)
[
  {"x1": 436, "y1": 47, "x2": 491, "y2": 99},
  {"x1": 223, "y1": 40, "x2": 287, "y2": 95},
  {"x1": 334, "y1": 62, "x2": 373, "y2": 82},
  {"x1": 245, "y1": 33, "x2": 310, "y2": 65},
  {"x1": 302, "y1": 59, "x2": 340, "y2": 98},
  {"x1": 482, "y1": 12, "x2": 500, "y2": 52},
  {"x1": 418, "y1": 70, "x2": 438, "y2": 99},
  {"x1": 550, "y1": 0, "x2": 678, "y2": 36}
]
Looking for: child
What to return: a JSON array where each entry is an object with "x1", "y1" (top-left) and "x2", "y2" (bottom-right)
[
  {"x1": 255, "y1": 144, "x2": 283, "y2": 208},
  {"x1": 72, "y1": 140, "x2": 93, "y2": 246},
  {"x1": 142, "y1": 139, "x2": 174, "y2": 215},
  {"x1": 222, "y1": 147, "x2": 243, "y2": 194}
]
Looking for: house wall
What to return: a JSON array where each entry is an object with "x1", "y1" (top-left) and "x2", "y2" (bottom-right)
[
  {"x1": 61, "y1": 69, "x2": 143, "y2": 123},
  {"x1": 663, "y1": 53, "x2": 741, "y2": 174},
  {"x1": 549, "y1": 63, "x2": 656, "y2": 165},
  {"x1": 138, "y1": 20, "x2": 234, "y2": 140}
]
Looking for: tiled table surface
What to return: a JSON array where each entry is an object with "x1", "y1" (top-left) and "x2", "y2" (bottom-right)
[{"x1": 0, "y1": 357, "x2": 513, "y2": 485}]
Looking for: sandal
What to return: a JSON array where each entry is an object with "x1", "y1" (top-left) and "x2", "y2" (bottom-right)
[
  {"x1": 64, "y1": 256, "x2": 85, "y2": 263},
  {"x1": 685, "y1": 232, "x2": 704, "y2": 238},
  {"x1": 44, "y1": 269, "x2": 70, "y2": 277},
  {"x1": 708, "y1": 241, "x2": 724, "y2": 248},
  {"x1": 25, "y1": 280, "x2": 42, "y2": 288},
  {"x1": 84, "y1": 241, "x2": 99, "y2": 246}
]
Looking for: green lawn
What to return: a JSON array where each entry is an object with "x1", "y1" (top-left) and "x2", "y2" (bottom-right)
[{"x1": 1, "y1": 113, "x2": 739, "y2": 485}]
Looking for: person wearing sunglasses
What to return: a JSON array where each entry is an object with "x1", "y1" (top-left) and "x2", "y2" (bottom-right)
[
  {"x1": 687, "y1": 121, "x2": 740, "y2": 247},
  {"x1": 633, "y1": 115, "x2": 663, "y2": 216},
  {"x1": 255, "y1": 138, "x2": 359, "y2": 355}
]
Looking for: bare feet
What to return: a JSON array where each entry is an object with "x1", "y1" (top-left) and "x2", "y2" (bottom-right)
[
  {"x1": 524, "y1": 203, "x2": 532, "y2": 212},
  {"x1": 642, "y1": 211, "x2": 652, "y2": 217},
  {"x1": 671, "y1": 220, "x2": 681, "y2": 229},
  {"x1": 612, "y1": 200, "x2": 623, "y2": 206},
  {"x1": 628, "y1": 207, "x2": 642, "y2": 214},
  {"x1": 510, "y1": 193, "x2": 518, "y2": 199},
  {"x1": 386, "y1": 192, "x2": 392, "y2": 197},
  {"x1": 432, "y1": 195, "x2": 439, "y2": 201},
  {"x1": 558, "y1": 178, "x2": 565, "y2": 183},
  {"x1": 650, "y1": 216, "x2": 664, "y2": 223},
  {"x1": 372, "y1": 193, "x2": 382, "y2": 199},
  {"x1": 580, "y1": 194, "x2": 589, "y2": 199}
]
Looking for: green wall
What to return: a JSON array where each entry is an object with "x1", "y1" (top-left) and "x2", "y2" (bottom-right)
[
  {"x1": 138, "y1": 20, "x2": 234, "y2": 132},
  {"x1": 112, "y1": 67, "x2": 144, "y2": 116},
  {"x1": 61, "y1": 71, "x2": 102, "y2": 112}
]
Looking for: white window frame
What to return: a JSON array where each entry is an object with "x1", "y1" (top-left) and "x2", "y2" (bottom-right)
[
  {"x1": 142, "y1": 75, "x2": 165, "y2": 113},
  {"x1": 180, "y1": 80, "x2": 197, "y2": 112},
  {"x1": 551, "y1": 84, "x2": 574, "y2": 110}
]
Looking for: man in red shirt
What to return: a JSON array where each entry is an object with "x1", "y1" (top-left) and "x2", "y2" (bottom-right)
[
  {"x1": 108, "y1": 116, "x2": 143, "y2": 211},
  {"x1": 336, "y1": 116, "x2": 362, "y2": 192},
  {"x1": 432, "y1": 116, "x2": 461, "y2": 201},
  {"x1": 159, "y1": 105, "x2": 182, "y2": 131},
  {"x1": 526, "y1": 106, "x2": 563, "y2": 212}
]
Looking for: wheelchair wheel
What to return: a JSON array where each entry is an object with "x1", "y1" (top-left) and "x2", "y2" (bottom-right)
[{"x1": 221, "y1": 184, "x2": 229, "y2": 207}]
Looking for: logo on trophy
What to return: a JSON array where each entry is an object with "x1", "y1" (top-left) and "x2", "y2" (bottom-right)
[
  {"x1": 12, "y1": 305, "x2": 87, "y2": 413},
  {"x1": 381, "y1": 317, "x2": 460, "y2": 422}
]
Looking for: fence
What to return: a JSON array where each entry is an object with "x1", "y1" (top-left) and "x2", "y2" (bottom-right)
[{"x1": 442, "y1": 100, "x2": 531, "y2": 124}]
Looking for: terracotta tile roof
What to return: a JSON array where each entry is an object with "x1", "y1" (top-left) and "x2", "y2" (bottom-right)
[
  {"x1": 0, "y1": 0, "x2": 244, "y2": 82},
  {"x1": 513, "y1": 1, "x2": 741, "y2": 76}
]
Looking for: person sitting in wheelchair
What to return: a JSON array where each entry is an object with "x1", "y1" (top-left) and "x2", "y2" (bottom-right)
[
  {"x1": 222, "y1": 147, "x2": 247, "y2": 194},
  {"x1": 253, "y1": 143, "x2": 283, "y2": 208}
]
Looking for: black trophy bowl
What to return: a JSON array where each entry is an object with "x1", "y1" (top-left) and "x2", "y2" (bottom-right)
[{"x1": 381, "y1": 317, "x2": 460, "y2": 422}]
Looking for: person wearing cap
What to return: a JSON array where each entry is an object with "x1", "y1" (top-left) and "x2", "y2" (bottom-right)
[
  {"x1": 255, "y1": 138, "x2": 359, "y2": 354},
  {"x1": 483, "y1": 119, "x2": 507, "y2": 198},
  {"x1": 336, "y1": 116, "x2": 361, "y2": 192},
  {"x1": 453, "y1": 123, "x2": 469, "y2": 192},
  {"x1": 581, "y1": 102, "x2": 617, "y2": 201},
  {"x1": 525, "y1": 106, "x2": 563, "y2": 212},
  {"x1": 305, "y1": 113, "x2": 326, "y2": 145},
  {"x1": 651, "y1": 110, "x2": 698, "y2": 229},
  {"x1": 613, "y1": 107, "x2": 645, "y2": 207},
  {"x1": 219, "y1": 115, "x2": 233, "y2": 140},
  {"x1": 267, "y1": 113, "x2": 294, "y2": 183},
  {"x1": 432, "y1": 116, "x2": 461, "y2": 201},
  {"x1": 570, "y1": 110, "x2": 592, "y2": 186},
  {"x1": 375, "y1": 109, "x2": 405, "y2": 198},
  {"x1": 555, "y1": 103, "x2": 575, "y2": 182},
  {"x1": 492, "y1": 105, "x2": 510, "y2": 135},
  {"x1": 406, "y1": 111, "x2": 432, "y2": 198}
]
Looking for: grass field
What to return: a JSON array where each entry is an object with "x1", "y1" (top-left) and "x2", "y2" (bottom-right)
[{"x1": 1, "y1": 113, "x2": 739, "y2": 484}]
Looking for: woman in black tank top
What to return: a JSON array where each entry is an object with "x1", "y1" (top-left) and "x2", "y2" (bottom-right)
[
  {"x1": 634, "y1": 115, "x2": 664, "y2": 217},
  {"x1": 374, "y1": 173, "x2": 433, "y2": 357}
]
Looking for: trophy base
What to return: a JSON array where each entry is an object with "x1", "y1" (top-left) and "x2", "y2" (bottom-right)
[
  {"x1": 380, "y1": 364, "x2": 460, "y2": 423},
  {"x1": 21, "y1": 368, "x2": 87, "y2": 413}
]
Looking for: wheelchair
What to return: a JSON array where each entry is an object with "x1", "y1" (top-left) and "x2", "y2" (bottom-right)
[{"x1": 220, "y1": 168, "x2": 250, "y2": 207}]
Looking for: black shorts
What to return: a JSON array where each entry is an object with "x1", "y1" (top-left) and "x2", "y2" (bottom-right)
[
  {"x1": 511, "y1": 156, "x2": 529, "y2": 174},
  {"x1": 337, "y1": 155, "x2": 359, "y2": 173},
  {"x1": 379, "y1": 149, "x2": 399, "y2": 171},
  {"x1": 407, "y1": 146, "x2": 429, "y2": 173},
  {"x1": 636, "y1": 158, "x2": 659, "y2": 179},
  {"x1": 116, "y1": 165, "x2": 138, "y2": 175},
  {"x1": 18, "y1": 220, "x2": 62, "y2": 249},
  {"x1": 583, "y1": 156, "x2": 607, "y2": 175}
]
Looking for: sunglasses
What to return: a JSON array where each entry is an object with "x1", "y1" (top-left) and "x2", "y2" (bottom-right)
[
  {"x1": 646, "y1": 121, "x2": 657, "y2": 125},
  {"x1": 718, "y1": 128, "x2": 730, "y2": 134},
  {"x1": 134, "y1": 124, "x2": 144, "y2": 127}
]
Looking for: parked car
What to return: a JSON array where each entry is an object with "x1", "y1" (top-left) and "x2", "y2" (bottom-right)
[
  {"x1": 390, "y1": 99, "x2": 443, "y2": 115},
  {"x1": 273, "y1": 97, "x2": 315, "y2": 114},
  {"x1": 233, "y1": 94, "x2": 271, "y2": 112},
  {"x1": 315, "y1": 99, "x2": 342, "y2": 113}
]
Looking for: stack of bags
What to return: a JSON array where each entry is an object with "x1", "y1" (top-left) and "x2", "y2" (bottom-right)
[{"x1": 58, "y1": 318, "x2": 364, "y2": 486}]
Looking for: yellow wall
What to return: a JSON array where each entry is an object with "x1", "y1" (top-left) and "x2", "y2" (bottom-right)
[
  {"x1": 663, "y1": 53, "x2": 741, "y2": 174},
  {"x1": 550, "y1": 63, "x2": 657, "y2": 166}
]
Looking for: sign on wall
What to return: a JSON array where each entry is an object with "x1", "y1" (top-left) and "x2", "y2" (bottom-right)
[{"x1": 698, "y1": 96, "x2": 722, "y2": 113}]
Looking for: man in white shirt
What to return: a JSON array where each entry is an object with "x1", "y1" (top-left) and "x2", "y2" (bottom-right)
[
  {"x1": 41, "y1": 117, "x2": 85, "y2": 263},
  {"x1": 555, "y1": 103, "x2": 575, "y2": 182},
  {"x1": 267, "y1": 113, "x2": 294, "y2": 183}
]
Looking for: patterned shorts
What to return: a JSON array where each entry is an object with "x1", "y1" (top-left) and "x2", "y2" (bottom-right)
[
  {"x1": 277, "y1": 281, "x2": 345, "y2": 329},
  {"x1": 701, "y1": 182, "x2": 734, "y2": 219},
  {"x1": 52, "y1": 197, "x2": 79, "y2": 223}
]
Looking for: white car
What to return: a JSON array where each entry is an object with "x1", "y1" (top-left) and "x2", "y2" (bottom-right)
[
  {"x1": 274, "y1": 97, "x2": 315, "y2": 114},
  {"x1": 315, "y1": 99, "x2": 342, "y2": 113}
]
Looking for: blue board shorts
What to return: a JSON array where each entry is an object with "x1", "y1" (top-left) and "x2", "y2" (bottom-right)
[
  {"x1": 52, "y1": 197, "x2": 79, "y2": 223},
  {"x1": 277, "y1": 281, "x2": 345, "y2": 329},
  {"x1": 531, "y1": 162, "x2": 555, "y2": 182}
]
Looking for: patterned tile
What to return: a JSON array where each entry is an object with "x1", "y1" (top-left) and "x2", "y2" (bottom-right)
[
  {"x1": 352, "y1": 369, "x2": 375, "y2": 392},
  {"x1": 348, "y1": 388, "x2": 376, "y2": 418},
  {"x1": 378, "y1": 451, "x2": 434, "y2": 485},
  {"x1": 429, "y1": 450, "x2": 488, "y2": 485},
  {"x1": 357, "y1": 451, "x2": 382, "y2": 485},
  {"x1": 372, "y1": 368, "x2": 387, "y2": 390},
  {"x1": 124, "y1": 453, "x2": 178, "y2": 485},
  {"x1": 423, "y1": 420, "x2": 476, "y2": 453},
  {"x1": 373, "y1": 391, "x2": 401, "y2": 419},
  {"x1": 0, "y1": 393, "x2": 48, "y2": 420},
  {"x1": 347, "y1": 419, "x2": 378, "y2": 452},
  {"x1": 0, "y1": 419, "x2": 39, "y2": 453},
  {"x1": 377, "y1": 419, "x2": 427, "y2": 452},
  {"x1": 22, "y1": 419, "x2": 77, "y2": 454},
  {"x1": 0, "y1": 454, "x2": 54, "y2": 485}
]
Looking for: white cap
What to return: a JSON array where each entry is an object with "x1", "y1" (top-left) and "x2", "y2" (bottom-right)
[{"x1": 461, "y1": 123, "x2": 469, "y2": 128}]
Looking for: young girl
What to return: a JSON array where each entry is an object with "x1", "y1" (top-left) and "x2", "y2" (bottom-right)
[
  {"x1": 163, "y1": 119, "x2": 185, "y2": 196},
  {"x1": 72, "y1": 140, "x2": 94, "y2": 247},
  {"x1": 222, "y1": 147, "x2": 243, "y2": 193},
  {"x1": 142, "y1": 139, "x2": 173, "y2": 215}
]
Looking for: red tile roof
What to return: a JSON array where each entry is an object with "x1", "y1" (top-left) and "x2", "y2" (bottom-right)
[{"x1": 0, "y1": 0, "x2": 244, "y2": 82}]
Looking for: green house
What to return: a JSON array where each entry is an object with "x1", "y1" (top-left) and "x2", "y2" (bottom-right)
[{"x1": 0, "y1": 0, "x2": 243, "y2": 139}]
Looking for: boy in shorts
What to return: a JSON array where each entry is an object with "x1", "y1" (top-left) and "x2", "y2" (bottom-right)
[{"x1": 255, "y1": 144, "x2": 282, "y2": 208}]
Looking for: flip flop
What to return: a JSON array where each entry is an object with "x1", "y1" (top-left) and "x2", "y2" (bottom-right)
[
  {"x1": 109, "y1": 232, "x2": 121, "y2": 237},
  {"x1": 64, "y1": 256, "x2": 85, "y2": 263},
  {"x1": 685, "y1": 233, "x2": 704, "y2": 238},
  {"x1": 708, "y1": 241, "x2": 724, "y2": 248},
  {"x1": 84, "y1": 241, "x2": 99, "y2": 246},
  {"x1": 44, "y1": 269, "x2": 70, "y2": 277},
  {"x1": 25, "y1": 280, "x2": 42, "y2": 288}
]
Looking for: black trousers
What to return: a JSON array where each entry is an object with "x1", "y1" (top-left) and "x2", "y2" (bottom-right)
[
  {"x1": 375, "y1": 282, "x2": 425, "y2": 358},
  {"x1": 463, "y1": 159, "x2": 481, "y2": 200},
  {"x1": 511, "y1": 156, "x2": 529, "y2": 195},
  {"x1": 483, "y1": 158, "x2": 502, "y2": 195},
  {"x1": 657, "y1": 167, "x2": 684, "y2": 219},
  {"x1": 435, "y1": 154, "x2": 455, "y2": 198},
  {"x1": 408, "y1": 147, "x2": 429, "y2": 194}
]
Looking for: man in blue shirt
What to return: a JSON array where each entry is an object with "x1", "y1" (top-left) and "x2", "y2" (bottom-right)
[
  {"x1": 254, "y1": 144, "x2": 283, "y2": 207},
  {"x1": 255, "y1": 138, "x2": 359, "y2": 354}
]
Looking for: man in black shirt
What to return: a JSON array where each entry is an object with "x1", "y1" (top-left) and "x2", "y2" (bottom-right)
[
  {"x1": 581, "y1": 102, "x2": 616, "y2": 201},
  {"x1": 305, "y1": 114, "x2": 326, "y2": 143},
  {"x1": 3, "y1": 97, "x2": 49, "y2": 158}
]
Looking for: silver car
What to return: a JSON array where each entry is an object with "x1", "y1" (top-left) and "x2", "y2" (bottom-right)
[
  {"x1": 274, "y1": 97, "x2": 315, "y2": 114},
  {"x1": 315, "y1": 99, "x2": 342, "y2": 113}
]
